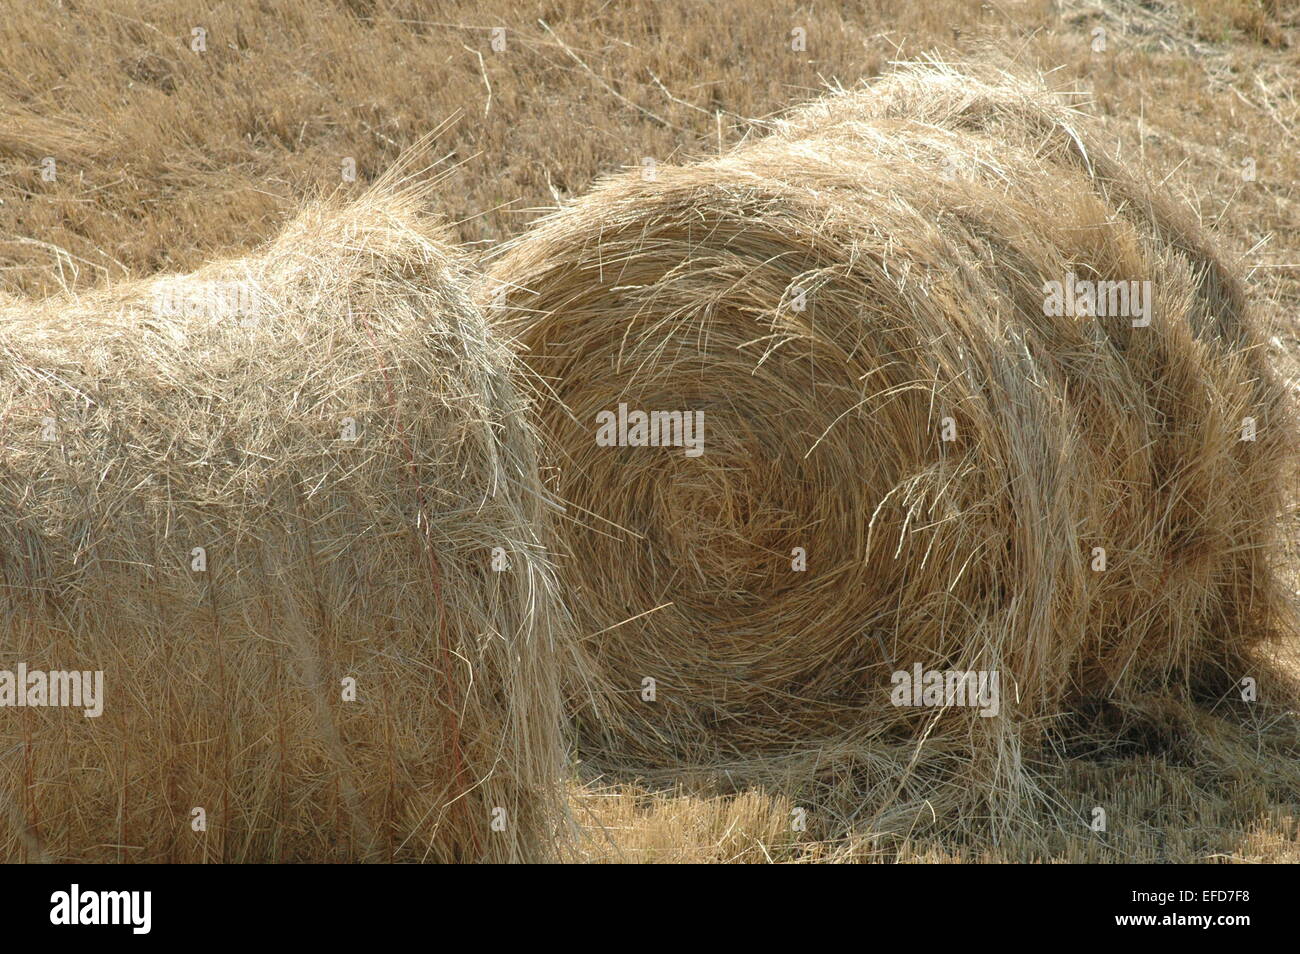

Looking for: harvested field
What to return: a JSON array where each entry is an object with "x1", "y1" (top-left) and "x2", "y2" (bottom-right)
[{"x1": 1, "y1": 0, "x2": 1298, "y2": 864}]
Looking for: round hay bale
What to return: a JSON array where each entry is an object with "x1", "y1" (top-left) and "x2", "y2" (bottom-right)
[
  {"x1": 486, "y1": 64, "x2": 1295, "y2": 827},
  {"x1": 0, "y1": 188, "x2": 567, "y2": 862}
]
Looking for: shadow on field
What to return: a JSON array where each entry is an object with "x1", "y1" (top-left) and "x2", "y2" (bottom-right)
[{"x1": 568, "y1": 649, "x2": 1300, "y2": 863}]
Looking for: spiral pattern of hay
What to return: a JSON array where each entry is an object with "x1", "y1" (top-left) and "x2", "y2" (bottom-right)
[
  {"x1": 488, "y1": 64, "x2": 1294, "y2": 830},
  {"x1": 0, "y1": 187, "x2": 566, "y2": 862}
]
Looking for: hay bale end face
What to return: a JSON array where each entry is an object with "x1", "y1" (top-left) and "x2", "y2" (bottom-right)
[
  {"x1": 0, "y1": 190, "x2": 566, "y2": 862},
  {"x1": 487, "y1": 65, "x2": 1295, "y2": 825}
]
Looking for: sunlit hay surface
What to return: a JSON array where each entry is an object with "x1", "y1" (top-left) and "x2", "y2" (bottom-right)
[
  {"x1": 0, "y1": 186, "x2": 567, "y2": 863},
  {"x1": 488, "y1": 62, "x2": 1297, "y2": 846}
]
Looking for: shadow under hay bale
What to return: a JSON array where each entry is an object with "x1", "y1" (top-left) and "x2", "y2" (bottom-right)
[
  {"x1": 0, "y1": 187, "x2": 567, "y2": 862},
  {"x1": 486, "y1": 62, "x2": 1297, "y2": 842}
]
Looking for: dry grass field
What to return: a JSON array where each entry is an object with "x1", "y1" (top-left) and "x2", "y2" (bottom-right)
[{"x1": 2, "y1": 0, "x2": 1298, "y2": 863}]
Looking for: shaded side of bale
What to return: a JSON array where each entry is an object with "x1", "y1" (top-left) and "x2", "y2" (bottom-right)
[
  {"x1": 0, "y1": 189, "x2": 566, "y2": 862},
  {"x1": 486, "y1": 65, "x2": 1294, "y2": 832}
]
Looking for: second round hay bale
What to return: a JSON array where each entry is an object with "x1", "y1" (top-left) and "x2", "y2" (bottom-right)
[
  {"x1": 486, "y1": 64, "x2": 1295, "y2": 826},
  {"x1": 0, "y1": 188, "x2": 567, "y2": 862}
]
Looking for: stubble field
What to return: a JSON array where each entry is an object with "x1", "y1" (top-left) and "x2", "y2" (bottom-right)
[{"x1": 2, "y1": 0, "x2": 1298, "y2": 862}]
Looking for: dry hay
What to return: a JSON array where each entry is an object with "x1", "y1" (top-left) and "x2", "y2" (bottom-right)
[
  {"x1": 0, "y1": 186, "x2": 567, "y2": 862},
  {"x1": 487, "y1": 62, "x2": 1297, "y2": 839}
]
